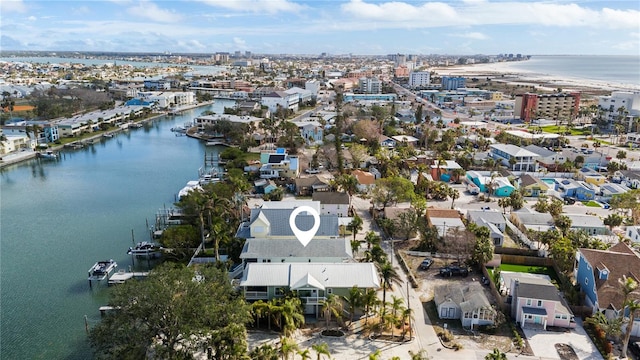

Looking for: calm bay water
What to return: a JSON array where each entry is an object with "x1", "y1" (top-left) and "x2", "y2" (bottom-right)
[{"x1": 0, "y1": 100, "x2": 234, "y2": 359}]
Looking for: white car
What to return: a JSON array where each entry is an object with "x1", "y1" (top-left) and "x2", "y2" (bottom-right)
[{"x1": 305, "y1": 168, "x2": 320, "y2": 174}]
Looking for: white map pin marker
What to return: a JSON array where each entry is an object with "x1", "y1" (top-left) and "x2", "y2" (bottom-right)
[{"x1": 289, "y1": 206, "x2": 320, "y2": 247}]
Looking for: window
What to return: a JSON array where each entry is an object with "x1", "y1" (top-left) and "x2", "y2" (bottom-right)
[
  {"x1": 275, "y1": 287, "x2": 285, "y2": 296},
  {"x1": 526, "y1": 299, "x2": 532, "y2": 306},
  {"x1": 537, "y1": 300, "x2": 543, "y2": 307},
  {"x1": 555, "y1": 314, "x2": 562, "y2": 319},
  {"x1": 327, "y1": 288, "x2": 333, "y2": 294}
]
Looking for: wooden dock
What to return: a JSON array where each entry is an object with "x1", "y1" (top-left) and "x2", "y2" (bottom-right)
[{"x1": 107, "y1": 271, "x2": 149, "y2": 285}]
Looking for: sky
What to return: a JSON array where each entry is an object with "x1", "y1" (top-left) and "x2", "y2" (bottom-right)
[{"x1": 1, "y1": 0, "x2": 639, "y2": 56}]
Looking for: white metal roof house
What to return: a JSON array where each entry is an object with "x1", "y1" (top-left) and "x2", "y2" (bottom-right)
[{"x1": 239, "y1": 262, "x2": 380, "y2": 316}]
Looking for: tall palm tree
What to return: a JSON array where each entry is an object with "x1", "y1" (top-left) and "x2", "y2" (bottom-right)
[
  {"x1": 620, "y1": 276, "x2": 640, "y2": 358},
  {"x1": 378, "y1": 261, "x2": 401, "y2": 325},
  {"x1": 320, "y1": 294, "x2": 343, "y2": 329},
  {"x1": 279, "y1": 298, "x2": 305, "y2": 337},
  {"x1": 334, "y1": 174, "x2": 358, "y2": 209},
  {"x1": 311, "y1": 342, "x2": 330, "y2": 360},
  {"x1": 347, "y1": 214, "x2": 363, "y2": 242},
  {"x1": 449, "y1": 188, "x2": 459, "y2": 209},
  {"x1": 343, "y1": 286, "x2": 363, "y2": 324},
  {"x1": 361, "y1": 288, "x2": 380, "y2": 324}
]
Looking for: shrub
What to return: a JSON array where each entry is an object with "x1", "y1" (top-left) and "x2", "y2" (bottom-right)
[{"x1": 452, "y1": 343, "x2": 463, "y2": 351}]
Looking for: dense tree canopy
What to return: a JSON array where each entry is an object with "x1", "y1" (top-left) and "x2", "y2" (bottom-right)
[{"x1": 89, "y1": 264, "x2": 252, "y2": 360}]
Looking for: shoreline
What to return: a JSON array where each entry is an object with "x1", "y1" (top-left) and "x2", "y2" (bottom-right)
[
  {"x1": 432, "y1": 62, "x2": 640, "y2": 93},
  {"x1": 0, "y1": 101, "x2": 215, "y2": 169}
]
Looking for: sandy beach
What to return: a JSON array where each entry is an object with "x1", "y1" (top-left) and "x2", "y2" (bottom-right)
[{"x1": 432, "y1": 61, "x2": 640, "y2": 94}]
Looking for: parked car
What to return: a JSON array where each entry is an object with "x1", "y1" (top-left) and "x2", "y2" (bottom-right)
[
  {"x1": 419, "y1": 258, "x2": 433, "y2": 270},
  {"x1": 439, "y1": 265, "x2": 469, "y2": 277},
  {"x1": 630, "y1": 341, "x2": 640, "y2": 358},
  {"x1": 305, "y1": 168, "x2": 320, "y2": 174}
]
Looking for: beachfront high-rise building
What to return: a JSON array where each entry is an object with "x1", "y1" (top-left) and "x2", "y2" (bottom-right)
[
  {"x1": 598, "y1": 91, "x2": 640, "y2": 128},
  {"x1": 408, "y1": 71, "x2": 431, "y2": 89},
  {"x1": 515, "y1": 92, "x2": 581, "y2": 123},
  {"x1": 441, "y1": 76, "x2": 466, "y2": 90}
]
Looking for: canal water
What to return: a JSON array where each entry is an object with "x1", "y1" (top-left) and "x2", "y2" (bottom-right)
[{"x1": 0, "y1": 100, "x2": 235, "y2": 359}]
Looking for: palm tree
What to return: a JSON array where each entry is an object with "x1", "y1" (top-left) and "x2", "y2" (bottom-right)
[
  {"x1": 350, "y1": 239, "x2": 361, "y2": 257},
  {"x1": 361, "y1": 288, "x2": 379, "y2": 324},
  {"x1": 279, "y1": 336, "x2": 299, "y2": 360},
  {"x1": 620, "y1": 276, "x2": 640, "y2": 358},
  {"x1": 401, "y1": 307, "x2": 414, "y2": 340},
  {"x1": 378, "y1": 261, "x2": 401, "y2": 325},
  {"x1": 498, "y1": 197, "x2": 510, "y2": 214},
  {"x1": 449, "y1": 188, "x2": 459, "y2": 209},
  {"x1": 347, "y1": 214, "x2": 363, "y2": 242},
  {"x1": 311, "y1": 342, "x2": 330, "y2": 360},
  {"x1": 364, "y1": 231, "x2": 380, "y2": 250},
  {"x1": 297, "y1": 349, "x2": 312, "y2": 360},
  {"x1": 320, "y1": 294, "x2": 343, "y2": 329},
  {"x1": 279, "y1": 298, "x2": 305, "y2": 337},
  {"x1": 368, "y1": 349, "x2": 382, "y2": 360},
  {"x1": 334, "y1": 174, "x2": 358, "y2": 209},
  {"x1": 252, "y1": 300, "x2": 270, "y2": 329},
  {"x1": 485, "y1": 348, "x2": 507, "y2": 360},
  {"x1": 388, "y1": 295, "x2": 405, "y2": 339},
  {"x1": 343, "y1": 286, "x2": 363, "y2": 324}
]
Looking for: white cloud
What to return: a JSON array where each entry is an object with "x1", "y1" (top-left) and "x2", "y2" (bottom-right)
[
  {"x1": 27, "y1": 16, "x2": 37, "y2": 21},
  {"x1": 451, "y1": 32, "x2": 488, "y2": 40},
  {"x1": 1, "y1": 0, "x2": 27, "y2": 13},
  {"x1": 340, "y1": 0, "x2": 640, "y2": 30},
  {"x1": 198, "y1": 0, "x2": 305, "y2": 14},
  {"x1": 127, "y1": 1, "x2": 183, "y2": 23},
  {"x1": 233, "y1": 37, "x2": 247, "y2": 49}
]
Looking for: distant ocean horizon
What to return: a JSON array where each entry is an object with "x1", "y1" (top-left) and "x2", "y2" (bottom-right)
[{"x1": 495, "y1": 55, "x2": 640, "y2": 87}]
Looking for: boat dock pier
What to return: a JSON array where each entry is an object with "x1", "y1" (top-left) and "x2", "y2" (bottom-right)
[{"x1": 107, "y1": 270, "x2": 149, "y2": 286}]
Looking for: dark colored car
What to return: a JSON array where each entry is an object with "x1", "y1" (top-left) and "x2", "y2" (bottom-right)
[
  {"x1": 419, "y1": 258, "x2": 433, "y2": 270},
  {"x1": 630, "y1": 341, "x2": 640, "y2": 359},
  {"x1": 439, "y1": 265, "x2": 469, "y2": 277}
]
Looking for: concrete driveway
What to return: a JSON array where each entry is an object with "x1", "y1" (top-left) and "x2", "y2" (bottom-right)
[{"x1": 523, "y1": 319, "x2": 603, "y2": 360}]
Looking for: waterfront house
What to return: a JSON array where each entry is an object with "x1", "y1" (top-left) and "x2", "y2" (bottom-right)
[
  {"x1": 235, "y1": 201, "x2": 339, "y2": 240},
  {"x1": 259, "y1": 149, "x2": 299, "y2": 179},
  {"x1": 574, "y1": 242, "x2": 640, "y2": 335},
  {"x1": 518, "y1": 174, "x2": 549, "y2": 197},
  {"x1": 510, "y1": 276, "x2": 575, "y2": 330},
  {"x1": 489, "y1": 144, "x2": 539, "y2": 172},
  {"x1": 261, "y1": 91, "x2": 299, "y2": 113},
  {"x1": 239, "y1": 262, "x2": 380, "y2": 316},
  {"x1": 434, "y1": 283, "x2": 495, "y2": 329},
  {"x1": 240, "y1": 238, "x2": 352, "y2": 266}
]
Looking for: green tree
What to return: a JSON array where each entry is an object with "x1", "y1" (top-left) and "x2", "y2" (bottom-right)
[
  {"x1": 485, "y1": 348, "x2": 507, "y2": 360},
  {"x1": 617, "y1": 150, "x2": 627, "y2": 160},
  {"x1": 498, "y1": 197, "x2": 510, "y2": 214},
  {"x1": 604, "y1": 213, "x2": 624, "y2": 231},
  {"x1": 89, "y1": 264, "x2": 251, "y2": 360},
  {"x1": 351, "y1": 239, "x2": 362, "y2": 257},
  {"x1": 278, "y1": 298, "x2": 305, "y2": 337},
  {"x1": 334, "y1": 174, "x2": 359, "y2": 208},
  {"x1": 509, "y1": 190, "x2": 524, "y2": 211},
  {"x1": 297, "y1": 348, "x2": 312, "y2": 360},
  {"x1": 372, "y1": 176, "x2": 415, "y2": 209},
  {"x1": 378, "y1": 261, "x2": 401, "y2": 325},
  {"x1": 347, "y1": 214, "x2": 364, "y2": 242},
  {"x1": 320, "y1": 294, "x2": 343, "y2": 329},
  {"x1": 449, "y1": 187, "x2": 460, "y2": 209},
  {"x1": 343, "y1": 286, "x2": 363, "y2": 324},
  {"x1": 533, "y1": 197, "x2": 549, "y2": 213},
  {"x1": 279, "y1": 336, "x2": 299, "y2": 360},
  {"x1": 470, "y1": 224, "x2": 494, "y2": 267},
  {"x1": 361, "y1": 288, "x2": 380, "y2": 324},
  {"x1": 250, "y1": 344, "x2": 279, "y2": 360},
  {"x1": 364, "y1": 231, "x2": 381, "y2": 250},
  {"x1": 395, "y1": 208, "x2": 420, "y2": 240},
  {"x1": 311, "y1": 342, "x2": 331, "y2": 360},
  {"x1": 548, "y1": 198, "x2": 564, "y2": 217},
  {"x1": 554, "y1": 215, "x2": 572, "y2": 236}
]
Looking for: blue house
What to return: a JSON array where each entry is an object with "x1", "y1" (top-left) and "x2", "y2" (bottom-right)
[
  {"x1": 298, "y1": 122, "x2": 323, "y2": 145},
  {"x1": 556, "y1": 179, "x2": 596, "y2": 201},
  {"x1": 574, "y1": 242, "x2": 640, "y2": 336},
  {"x1": 465, "y1": 171, "x2": 514, "y2": 197}
]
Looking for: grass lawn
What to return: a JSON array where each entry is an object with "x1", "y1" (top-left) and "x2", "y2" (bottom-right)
[
  {"x1": 538, "y1": 125, "x2": 590, "y2": 136},
  {"x1": 584, "y1": 200, "x2": 601, "y2": 207},
  {"x1": 245, "y1": 152, "x2": 261, "y2": 161},
  {"x1": 495, "y1": 263, "x2": 560, "y2": 284}
]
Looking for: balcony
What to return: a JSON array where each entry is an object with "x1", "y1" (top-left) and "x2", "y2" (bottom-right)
[
  {"x1": 300, "y1": 296, "x2": 326, "y2": 305},
  {"x1": 244, "y1": 291, "x2": 268, "y2": 300}
]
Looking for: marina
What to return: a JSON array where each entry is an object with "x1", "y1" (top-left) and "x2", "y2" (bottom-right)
[{"x1": 0, "y1": 99, "x2": 235, "y2": 360}]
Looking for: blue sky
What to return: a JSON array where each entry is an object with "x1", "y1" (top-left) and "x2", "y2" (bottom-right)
[{"x1": 1, "y1": 0, "x2": 639, "y2": 55}]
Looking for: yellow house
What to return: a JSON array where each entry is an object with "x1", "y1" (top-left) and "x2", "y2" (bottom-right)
[
  {"x1": 576, "y1": 167, "x2": 606, "y2": 186},
  {"x1": 519, "y1": 174, "x2": 549, "y2": 197}
]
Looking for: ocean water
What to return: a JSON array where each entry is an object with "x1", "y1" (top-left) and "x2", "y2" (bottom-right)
[
  {"x1": 498, "y1": 55, "x2": 640, "y2": 87},
  {"x1": 0, "y1": 100, "x2": 235, "y2": 359}
]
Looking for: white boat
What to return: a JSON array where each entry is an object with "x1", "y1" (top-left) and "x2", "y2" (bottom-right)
[
  {"x1": 127, "y1": 241, "x2": 162, "y2": 257},
  {"x1": 102, "y1": 133, "x2": 114, "y2": 138},
  {"x1": 38, "y1": 150, "x2": 58, "y2": 160},
  {"x1": 178, "y1": 180, "x2": 202, "y2": 198},
  {"x1": 88, "y1": 259, "x2": 117, "y2": 281}
]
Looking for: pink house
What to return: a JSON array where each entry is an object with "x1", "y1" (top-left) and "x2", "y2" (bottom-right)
[{"x1": 510, "y1": 277, "x2": 576, "y2": 330}]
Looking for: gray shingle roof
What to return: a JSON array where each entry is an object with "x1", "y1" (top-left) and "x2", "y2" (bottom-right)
[
  {"x1": 248, "y1": 208, "x2": 339, "y2": 237},
  {"x1": 312, "y1": 192, "x2": 350, "y2": 205},
  {"x1": 467, "y1": 210, "x2": 506, "y2": 226},
  {"x1": 240, "y1": 238, "x2": 352, "y2": 259}
]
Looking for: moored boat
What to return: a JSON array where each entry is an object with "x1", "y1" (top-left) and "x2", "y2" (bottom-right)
[
  {"x1": 88, "y1": 259, "x2": 117, "y2": 281},
  {"x1": 37, "y1": 150, "x2": 58, "y2": 160},
  {"x1": 127, "y1": 241, "x2": 162, "y2": 257}
]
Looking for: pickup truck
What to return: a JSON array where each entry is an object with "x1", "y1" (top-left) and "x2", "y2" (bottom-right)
[{"x1": 439, "y1": 265, "x2": 469, "y2": 277}]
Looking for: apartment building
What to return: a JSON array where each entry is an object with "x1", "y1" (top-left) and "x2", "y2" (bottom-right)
[
  {"x1": 515, "y1": 92, "x2": 580, "y2": 122},
  {"x1": 408, "y1": 71, "x2": 431, "y2": 89},
  {"x1": 598, "y1": 91, "x2": 640, "y2": 127},
  {"x1": 358, "y1": 77, "x2": 382, "y2": 94}
]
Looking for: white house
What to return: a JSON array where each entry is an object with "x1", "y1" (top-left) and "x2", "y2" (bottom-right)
[
  {"x1": 261, "y1": 91, "x2": 299, "y2": 112},
  {"x1": 312, "y1": 192, "x2": 350, "y2": 217},
  {"x1": 489, "y1": 144, "x2": 540, "y2": 172}
]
